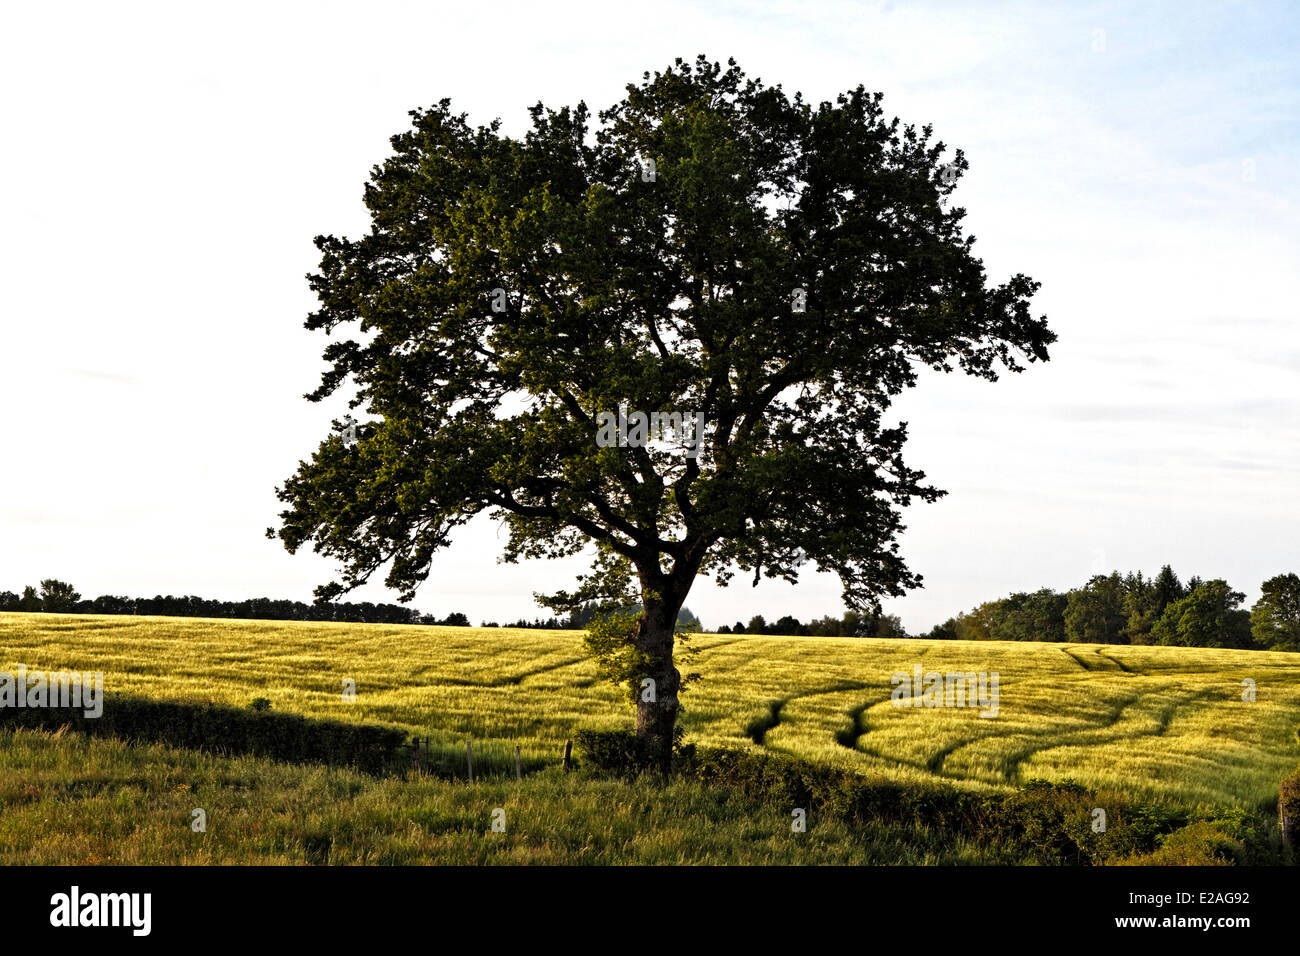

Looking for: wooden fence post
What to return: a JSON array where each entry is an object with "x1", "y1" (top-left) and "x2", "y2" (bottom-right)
[
  {"x1": 1283, "y1": 794, "x2": 1294, "y2": 850},
  {"x1": 561, "y1": 739, "x2": 572, "y2": 773}
]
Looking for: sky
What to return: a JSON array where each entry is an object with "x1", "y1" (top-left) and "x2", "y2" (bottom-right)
[{"x1": 1, "y1": 0, "x2": 1297, "y2": 633}]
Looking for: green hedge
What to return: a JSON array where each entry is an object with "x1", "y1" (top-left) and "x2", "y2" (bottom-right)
[
  {"x1": 576, "y1": 730, "x2": 1286, "y2": 865},
  {"x1": 1280, "y1": 764, "x2": 1300, "y2": 854},
  {"x1": 0, "y1": 695, "x2": 406, "y2": 774}
]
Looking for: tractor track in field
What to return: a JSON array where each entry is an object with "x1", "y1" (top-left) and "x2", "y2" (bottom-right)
[
  {"x1": 925, "y1": 686, "x2": 1150, "y2": 779},
  {"x1": 834, "y1": 693, "x2": 898, "y2": 750},
  {"x1": 745, "y1": 681, "x2": 870, "y2": 745},
  {"x1": 1059, "y1": 646, "x2": 1126, "y2": 672},
  {"x1": 1096, "y1": 650, "x2": 1136, "y2": 673},
  {"x1": 497, "y1": 656, "x2": 589, "y2": 685},
  {"x1": 434, "y1": 656, "x2": 590, "y2": 688},
  {"x1": 995, "y1": 686, "x2": 1222, "y2": 785}
]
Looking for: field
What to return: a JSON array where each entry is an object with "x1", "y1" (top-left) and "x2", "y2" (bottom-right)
[{"x1": 3, "y1": 613, "x2": 1299, "y2": 811}]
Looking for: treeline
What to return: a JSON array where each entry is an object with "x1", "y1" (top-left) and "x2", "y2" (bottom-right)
[
  {"x1": 923, "y1": 567, "x2": 1300, "y2": 652},
  {"x1": 716, "y1": 610, "x2": 906, "y2": 638},
  {"x1": 0, "y1": 579, "x2": 470, "y2": 627},
  {"x1": 485, "y1": 604, "x2": 704, "y2": 632}
]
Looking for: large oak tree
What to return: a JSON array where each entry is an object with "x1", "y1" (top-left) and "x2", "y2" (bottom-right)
[{"x1": 268, "y1": 56, "x2": 1055, "y2": 768}]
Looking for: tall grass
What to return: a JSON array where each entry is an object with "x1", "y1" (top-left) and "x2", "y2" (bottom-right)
[{"x1": 0, "y1": 728, "x2": 997, "y2": 865}]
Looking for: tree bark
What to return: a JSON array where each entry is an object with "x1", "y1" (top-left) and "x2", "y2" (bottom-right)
[{"x1": 633, "y1": 586, "x2": 684, "y2": 773}]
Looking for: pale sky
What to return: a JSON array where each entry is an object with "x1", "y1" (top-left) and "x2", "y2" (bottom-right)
[{"x1": 2, "y1": 0, "x2": 1297, "y2": 632}]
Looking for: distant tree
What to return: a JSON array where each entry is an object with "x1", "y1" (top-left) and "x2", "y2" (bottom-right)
[
  {"x1": 1064, "y1": 573, "x2": 1127, "y2": 644},
  {"x1": 1151, "y1": 565, "x2": 1186, "y2": 611},
  {"x1": 870, "y1": 612, "x2": 906, "y2": 639},
  {"x1": 18, "y1": 585, "x2": 42, "y2": 612},
  {"x1": 676, "y1": 607, "x2": 702, "y2": 632},
  {"x1": 1250, "y1": 573, "x2": 1300, "y2": 652},
  {"x1": 747, "y1": 615, "x2": 768, "y2": 635},
  {"x1": 771, "y1": 614, "x2": 803, "y2": 636},
  {"x1": 732, "y1": 621, "x2": 746, "y2": 635},
  {"x1": 805, "y1": 614, "x2": 843, "y2": 637},
  {"x1": 440, "y1": 611, "x2": 471, "y2": 627},
  {"x1": 715, "y1": 624, "x2": 732, "y2": 634},
  {"x1": 841, "y1": 609, "x2": 868, "y2": 637},
  {"x1": 1151, "y1": 579, "x2": 1251, "y2": 649},
  {"x1": 1121, "y1": 571, "x2": 1158, "y2": 644},
  {"x1": 924, "y1": 617, "x2": 958, "y2": 640},
  {"x1": 0, "y1": 590, "x2": 18, "y2": 612},
  {"x1": 988, "y1": 589, "x2": 1067, "y2": 642},
  {"x1": 954, "y1": 601, "x2": 999, "y2": 641}
]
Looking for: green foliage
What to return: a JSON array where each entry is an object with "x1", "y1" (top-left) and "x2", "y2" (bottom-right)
[
  {"x1": 38, "y1": 580, "x2": 81, "y2": 613},
  {"x1": 0, "y1": 695, "x2": 406, "y2": 775},
  {"x1": 987, "y1": 589, "x2": 1068, "y2": 642},
  {"x1": 1151, "y1": 580, "x2": 1252, "y2": 649},
  {"x1": 582, "y1": 607, "x2": 655, "y2": 707},
  {"x1": 18, "y1": 586, "x2": 41, "y2": 612},
  {"x1": 924, "y1": 617, "x2": 959, "y2": 640},
  {"x1": 1120, "y1": 820, "x2": 1247, "y2": 866},
  {"x1": 603, "y1": 745, "x2": 1267, "y2": 865},
  {"x1": 248, "y1": 697, "x2": 272, "y2": 712},
  {"x1": 1065, "y1": 573, "x2": 1127, "y2": 644},
  {"x1": 1279, "y1": 763, "x2": 1300, "y2": 854},
  {"x1": 1251, "y1": 573, "x2": 1300, "y2": 652},
  {"x1": 954, "y1": 601, "x2": 998, "y2": 641},
  {"x1": 574, "y1": 727, "x2": 693, "y2": 775}
]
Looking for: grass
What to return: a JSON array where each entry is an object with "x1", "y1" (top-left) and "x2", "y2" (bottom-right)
[
  {"x1": 0, "y1": 727, "x2": 1001, "y2": 865},
  {"x1": 3, "y1": 612, "x2": 1298, "y2": 809}
]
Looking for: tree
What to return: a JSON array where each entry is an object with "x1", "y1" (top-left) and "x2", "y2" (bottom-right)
[
  {"x1": 39, "y1": 579, "x2": 81, "y2": 613},
  {"x1": 267, "y1": 55, "x2": 1054, "y2": 769},
  {"x1": 771, "y1": 614, "x2": 803, "y2": 636},
  {"x1": 989, "y1": 588, "x2": 1067, "y2": 642},
  {"x1": 954, "y1": 601, "x2": 1000, "y2": 641},
  {"x1": 1120, "y1": 571, "x2": 1157, "y2": 644},
  {"x1": 841, "y1": 609, "x2": 868, "y2": 637},
  {"x1": 1151, "y1": 564, "x2": 1186, "y2": 612},
  {"x1": 1064, "y1": 573, "x2": 1127, "y2": 644},
  {"x1": 924, "y1": 617, "x2": 958, "y2": 640},
  {"x1": 18, "y1": 585, "x2": 42, "y2": 612},
  {"x1": 1151, "y1": 579, "x2": 1251, "y2": 649},
  {"x1": 871, "y1": 612, "x2": 907, "y2": 639},
  {"x1": 806, "y1": 614, "x2": 844, "y2": 636},
  {"x1": 1250, "y1": 573, "x2": 1300, "y2": 652}
]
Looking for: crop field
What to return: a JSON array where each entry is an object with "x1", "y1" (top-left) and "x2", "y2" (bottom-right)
[{"x1": 4, "y1": 613, "x2": 1299, "y2": 810}]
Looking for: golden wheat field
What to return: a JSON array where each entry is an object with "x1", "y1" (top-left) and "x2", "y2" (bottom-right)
[{"x1": 3, "y1": 613, "x2": 1298, "y2": 808}]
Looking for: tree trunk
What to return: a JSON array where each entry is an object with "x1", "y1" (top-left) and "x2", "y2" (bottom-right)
[{"x1": 633, "y1": 588, "x2": 684, "y2": 773}]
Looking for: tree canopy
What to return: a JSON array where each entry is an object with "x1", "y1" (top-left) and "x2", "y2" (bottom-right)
[{"x1": 268, "y1": 55, "x2": 1054, "y2": 766}]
